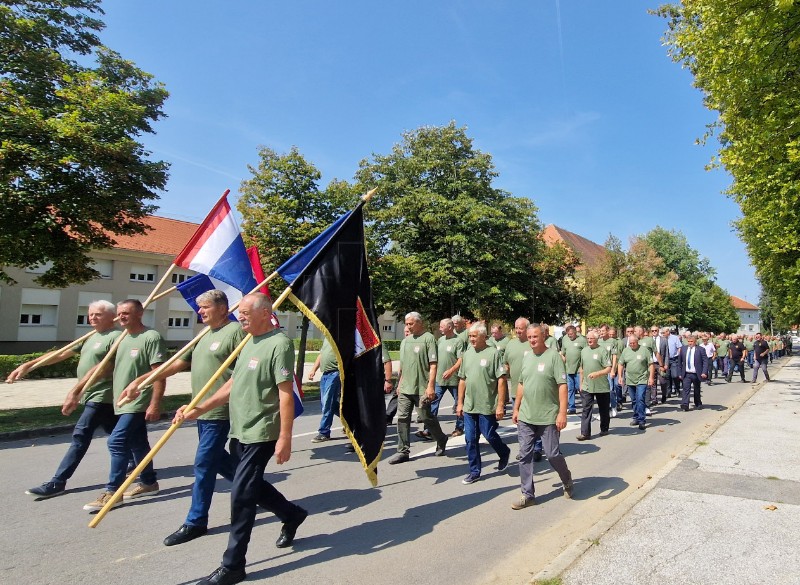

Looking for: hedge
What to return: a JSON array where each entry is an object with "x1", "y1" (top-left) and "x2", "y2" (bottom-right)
[
  {"x1": 291, "y1": 338, "x2": 401, "y2": 352},
  {"x1": 0, "y1": 352, "x2": 80, "y2": 380}
]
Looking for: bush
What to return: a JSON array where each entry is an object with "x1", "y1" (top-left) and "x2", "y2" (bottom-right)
[
  {"x1": 382, "y1": 339, "x2": 402, "y2": 351},
  {"x1": 292, "y1": 338, "x2": 323, "y2": 351},
  {"x1": 0, "y1": 352, "x2": 80, "y2": 380}
]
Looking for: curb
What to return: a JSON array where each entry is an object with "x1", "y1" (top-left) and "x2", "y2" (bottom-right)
[
  {"x1": 530, "y1": 356, "x2": 792, "y2": 584},
  {"x1": 0, "y1": 410, "x2": 184, "y2": 443}
]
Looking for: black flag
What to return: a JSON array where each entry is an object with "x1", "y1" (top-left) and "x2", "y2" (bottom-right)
[{"x1": 276, "y1": 202, "x2": 386, "y2": 485}]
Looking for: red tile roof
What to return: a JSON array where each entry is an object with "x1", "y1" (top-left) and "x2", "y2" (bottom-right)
[
  {"x1": 110, "y1": 216, "x2": 199, "y2": 257},
  {"x1": 730, "y1": 295, "x2": 759, "y2": 311},
  {"x1": 542, "y1": 224, "x2": 607, "y2": 269}
]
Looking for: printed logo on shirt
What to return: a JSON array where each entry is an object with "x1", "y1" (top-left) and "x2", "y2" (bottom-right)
[
  {"x1": 210, "y1": 342, "x2": 221, "y2": 351},
  {"x1": 430, "y1": 353, "x2": 437, "y2": 360},
  {"x1": 636, "y1": 355, "x2": 642, "y2": 360},
  {"x1": 480, "y1": 359, "x2": 487, "y2": 367},
  {"x1": 561, "y1": 373, "x2": 567, "y2": 380},
  {"x1": 524, "y1": 351, "x2": 529, "y2": 356},
  {"x1": 130, "y1": 348, "x2": 139, "y2": 358},
  {"x1": 93, "y1": 342, "x2": 102, "y2": 349},
  {"x1": 414, "y1": 346, "x2": 420, "y2": 353},
  {"x1": 537, "y1": 363, "x2": 545, "y2": 372},
  {"x1": 573, "y1": 342, "x2": 579, "y2": 347},
  {"x1": 593, "y1": 354, "x2": 598, "y2": 360},
  {"x1": 446, "y1": 345, "x2": 452, "y2": 352},
  {"x1": 248, "y1": 358, "x2": 259, "y2": 370},
  {"x1": 280, "y1": 367, "x2": 291, "y2": 377}
]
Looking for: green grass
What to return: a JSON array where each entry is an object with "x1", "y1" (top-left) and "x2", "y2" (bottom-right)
[
  {"x1": 0, "y1": 385, "x2": 321, "y2": 435},
  {"x1": 533, "y1": 578, "x2": 563, "y2": 585}
]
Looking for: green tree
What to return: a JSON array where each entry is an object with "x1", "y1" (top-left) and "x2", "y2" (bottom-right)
[
  {"x1": 531, "y1": 241, "x2": 587, "y2": 324},
  {"x1": 0, "y1": 0, "x2": 169, "y2": 287},
  {"x1": 354, "y1": 122, "x2": 543, "y2": 324},
  {"x1": 643, "y1": 226, "x2": 738, "y2": 330},
  {"x1": 655, "y1": 0, "x2": 800, "y2": 325}
]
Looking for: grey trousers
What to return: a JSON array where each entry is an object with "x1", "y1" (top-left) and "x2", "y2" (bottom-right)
[
  {"x1": 517, "y1": 421, "x2": 572, "y2": 499},
  {"x1": 396, "y1": 392, "x2": 446, "y2": 454}
]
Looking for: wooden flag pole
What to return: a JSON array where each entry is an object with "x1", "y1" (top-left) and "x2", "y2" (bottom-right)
[
  {"x1": 128, "y1": 270, "x2": 280, "y2": 394},
  {"x1": 78, "y1": 264, "x2": 178, "y2": 400},
  {"x1": 25, "y1": 329, "x2": 97, "y2": 373},
  {"x1": 90, "y1": 284, "x2": 294, "y2": 528}
]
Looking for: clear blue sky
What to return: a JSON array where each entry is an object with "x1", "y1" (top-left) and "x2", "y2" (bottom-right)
[{"x1": 99, "y1": 1, "x2": 760, "y2": 305}]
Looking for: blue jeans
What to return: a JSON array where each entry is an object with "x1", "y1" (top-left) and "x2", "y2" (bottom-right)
[
  {"x1": 566, "y1": 373, "x2": 580, "y2": 411},
  {"x1": 52, "y1": 402, "x2": 118, "y2": 485},
  {"x1": 627, "y1": 384, "x2": 648, "y2": 424},
  {"x1": 186, "y1": 419, "x2": 236, "y2": 527},
  {"x1": 747, "y1": 350, "x2": 754, "y2": 367},
  {"x1": 106, "y1": 412, "x2": 157, "y2": 491},
  {"x1": 463, "y1": 412, "x2": 510, "y2": 476},
  {"x1": 432, "y1": 384, "x2": 463, "y2": 431},
  {"x1": 318, "y1": 370, "x2": 341, "y2": 436}
]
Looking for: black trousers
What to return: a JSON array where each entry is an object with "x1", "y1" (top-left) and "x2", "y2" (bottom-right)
[
  {"x1": 681, "y1": 373, "x2": 702, "y2": 408},
  {"x1": 580, "y1": 392, "x2": 610, "y2": 436},
  {"x1": 222, "y1": 439, "x2": 303, "y2": 571}
]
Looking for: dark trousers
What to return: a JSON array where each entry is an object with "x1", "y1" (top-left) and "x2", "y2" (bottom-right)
[
  {"x1": 726, "y1": 360, "x2": 746, "y2": 382},
  {"x1": 668, "y1": 358, "x2": 681, "y2": 395},
  {"x1": 52, "y1": 402, "x2": 118, "y2": 485},
  {"x1": 681, "y1": 373, "x2": 702, "y2": 408},
  {"x1": 222, "y1": 439, "x2": 304, "y2": 571},
  {"x1": 580, "y1": 392, "x2": 610, "y2": 436}
]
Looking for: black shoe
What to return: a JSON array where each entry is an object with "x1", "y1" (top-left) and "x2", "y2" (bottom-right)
[
  {"x1": 533, "y1": 451, "x2": 542, "y2": 462},
  {"x1": 276, "y1": 508, "x2": 308, "y2": 548},
  {"x1": 388, "y1": 452, "x2": 410, "y2": 464},
  {"x1": 600, "y1": 429, "x2": 609, "y2": 436},
  {"x1": 434, "y1": 440, "x2": 448, "y2": 456},
  {"x1": 496, "y1": 452, "x2": 510, "y2": 471},
  {"x1": 695, "y1": 404, "x2": 703, "y2": 410},
  {"x1": 414, "y1": 430, "x2": 433, "y2": 441},
  {"x1": 566, "y1": 409, "x2": 576, "y2": 415},
  {"x1": 25, "y1": 481, "x2": 65, "y2": 499},
  {"x1": 680, "y1": 405, "x2": 689, "y2": 412},
  {"x1": 197, "y1": 566, "x2": 246, "y2": 585},
  {"x1": 164, "y1": 524, "x2": 207, "y2": 546},
  {"x1": 638, "y1": 423, "x2": 646, "y2": 430}
]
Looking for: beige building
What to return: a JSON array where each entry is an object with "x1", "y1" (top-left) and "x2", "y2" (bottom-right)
[{"x1": 0, "y1": 215, "x2": 402, "y2": 354}]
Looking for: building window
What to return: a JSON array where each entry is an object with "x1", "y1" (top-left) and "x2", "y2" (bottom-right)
[
  {"x1": 171, "y1": 273, "x2": 189, "y2": 284},
  {"x1": 168, "y1": 317, "x2": 191, "y2": 328},
  {"x1": 130, "y1": 263, "x2": 157, "y2": 283},
  {"x1": 92, "y1": 259, "x2": 113, "y2": 279},
  {"x1": 382, "y1": 324, "x2": 394, "y2": 332},
  {"x1": 19, "y1": 303, "x2": 56, "y2": 326},
  {"x1": 77, "y1": 314, "x2": 88, "y2": 326},
  {"x1": 748, "y1": 325, "x2": 754, "y2": 331}
]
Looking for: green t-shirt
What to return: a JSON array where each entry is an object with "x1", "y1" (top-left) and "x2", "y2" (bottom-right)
[
  {"x1": 518, "y1": 347, "x2": 567, "y2": 425},
  {"x1": 458, "y1": 344, "x2": 506, "y2": 415},
  {"x1": 398, "y1": 332, "x2": 437, "y2": 395},
  {"x1": 76, "y1": 329, "x2": 121, "y2": 404},
  {"x1": 580, "y1": 345, "x2": 611, "y2": 394},
  {"x1": 744, "y1": 339, "x2": 754, "y2": 351},
  {"x1": 618, "y1": 345, "x2": 653, "y2": 386},
  {"x1": 599, "y1": 337, "x2": 618, "y2": 361},
  {"x1": 382, "y1": 345, "x2": 391, "y2": 364},
  {"x1": 716, "y1": 339, "x2": 730, "y2": 359},
  {"x1": 503, "y1": 337, "x2": 531, "y2": 393},
  {"x1": 113, "y1": 329, "x2": 166, "y2": 414},
  {"x1": 181, "y1": 321, "x2": 245, "y2": 420},
  {"x1": 318, "y1": 338, "x2": 339, "y2": 373},
  {"x1": 436, "y1": 334, "x2": 463, "y2": 386},
  {"x1": 228, "y1": 330, "x2": 294, "y2": 443},
  {"x1": 544, "y1": 336, "x2": 555, "y2": 349},
  {"x1": 560, "y1": 335, "x2": 587, "y2": 375}
]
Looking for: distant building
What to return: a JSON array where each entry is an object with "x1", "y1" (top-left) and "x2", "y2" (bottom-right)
[
  {"x1": 0, "y1": 215, "x2": 402, "y2": 354},
  {"x1": 542, "y1": 224, "x2": 607, "y2": 272},
  {"x1": 730, "y1": 295, "x2": 760, "y2": 335}
]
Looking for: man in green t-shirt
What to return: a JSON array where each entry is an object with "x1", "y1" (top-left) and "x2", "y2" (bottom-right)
[
  {"x1": 9, "y1": 300, "x2": 121, "y2": 500},
  {"x1": 308, "y1": 337, "x2": 341, "y2": 443},
  {"x1": 715, "y1": 333, "x2": 731, "y2": 379},
  {"x1": 599, "y1": 325, "x2": 621, "y2": 415},
  {"x1": 617, "y1": 335, "x2": 655, "y2": 430},
  {"x1": 560, "y1": 325, "x2": 587, "y2": 415},
  {"x1": 388, "y1": 312, "x2": 448, "y2": 464},
  {"x1": 83, "y1": 299, "x2": 166, "y2": 511},
  {"x1": 504, "y1": 317, "x2": 544, "y2": 461},
  {"x1": 456, "y1": 323, "x2": 511, "y2": 485},
  {"x1": 488, "y1": 323, "x2": 510, "y2": 356},
  {"x1": 511, "y1": 323, "x2": 574, "y2": 509},
  {"x1": 119, "y1": 289, "x2": 245, "y2": 547},
  {"x1": 432, "y1": 318, "x2": 465, "y2": 437},
  {"x1": 577, "y1": 331, "x2": 612, "y2": 440},
  {"x1": 182, "y1": 293, "x2": 307, "y2": 585}
]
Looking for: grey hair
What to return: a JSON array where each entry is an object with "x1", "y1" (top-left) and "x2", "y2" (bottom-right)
[
  {"x1": 469, "y1": 322, "x2": 487, "y2": 337},
  {"x1": 440, "y1": 318, "x2": 453, "y2": 328},
  {"x1": 405, "y1": 312, "x2": 423, "y2": 324},
  {"x1": 196, "y1": 289, "x2": 229, "y2": 308},
  {"x1": 451, "y1": 314, "x2": 465, "y2": 324},
  {"x1": 88, "y1": 300, "x2": 115, "y2": 315},
  {"x1": 244, "y1": 292, "x2": 272, "y2": 312}
]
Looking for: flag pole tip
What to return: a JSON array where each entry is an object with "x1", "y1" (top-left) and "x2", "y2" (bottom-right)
[{"x1": 361, "y1": 187, "x2": 378, "y2": 202}]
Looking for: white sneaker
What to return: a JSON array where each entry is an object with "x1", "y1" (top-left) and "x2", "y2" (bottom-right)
[
  {"x1": 610, "y1": 408, "x2": 618, "y2": 418},
  {"x1": 645, "y1": 407, "x2": 652, "y2": 415}
]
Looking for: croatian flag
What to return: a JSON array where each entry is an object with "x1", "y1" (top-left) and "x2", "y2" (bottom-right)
[{"x1": 174, "y1": 190, "x2": 258, "y2": 313}]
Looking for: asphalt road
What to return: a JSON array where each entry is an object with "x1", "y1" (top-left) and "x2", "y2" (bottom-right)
[{"x1": 1, "y1": 379, "x2": 757, "y2": 585}]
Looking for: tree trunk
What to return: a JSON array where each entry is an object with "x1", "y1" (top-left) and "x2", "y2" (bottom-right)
[{"x1": 295, "y1": 315, "x2": 310, "y2": 380}]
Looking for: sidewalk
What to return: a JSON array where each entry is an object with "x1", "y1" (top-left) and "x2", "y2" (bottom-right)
[{"x1": 541, "y1": 354, "x2": 800, "y2": 585}]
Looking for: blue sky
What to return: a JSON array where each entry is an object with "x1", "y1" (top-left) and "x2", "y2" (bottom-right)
[{"x1": 99, "y1": 1, "x2": 759, "y2": 305}]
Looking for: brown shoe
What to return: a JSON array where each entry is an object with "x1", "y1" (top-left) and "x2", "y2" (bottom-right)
[
  {"x1": 123, "y1": 481, "x2": 160, "y2": 500},
  {"x1": 450, "y1": 429, "x2": 464, "y2": 437},
  {"x1": 511, "y1": 495, "x2": 536, "y2": 510}
]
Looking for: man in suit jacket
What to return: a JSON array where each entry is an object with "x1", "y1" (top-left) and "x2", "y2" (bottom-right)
[
  {"x1": 678, "y1": 334, "x2": 709, "y2": 411},
  {"x1": 654, "y1": 327, "x2": 671, "y2": 404}
]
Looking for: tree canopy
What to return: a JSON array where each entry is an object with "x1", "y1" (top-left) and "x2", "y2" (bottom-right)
[
  {"x1": 655, "y1": 0, "x2": 800, "y2": 326},
  {"x1": 0, "y1": 0, "x2": 169, "y2": 287},
  {"x1": 353, "y1": 122, "x2": 554, "y2": 324}
]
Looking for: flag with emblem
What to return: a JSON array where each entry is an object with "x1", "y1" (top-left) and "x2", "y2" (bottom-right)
[{"x1": 276, "y1": 201, "x2": 385, "y2": 485}]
